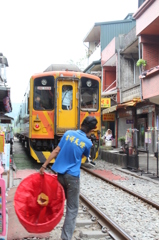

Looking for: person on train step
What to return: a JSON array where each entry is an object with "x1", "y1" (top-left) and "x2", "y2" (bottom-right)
[
  {"x1": 62, "y1": 85, "x2": 72, "y2": 110},
  {"x1": 39, "y1": 116, "x2": 98, "y2": 240}
]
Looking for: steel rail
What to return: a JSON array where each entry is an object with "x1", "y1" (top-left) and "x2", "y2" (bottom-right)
[
  {"x1": 80, "y1": 192, "x2": 134, "y2": 240},
  {"x1": 81, "y1": 166, "x2": 159, "y2": 210}
]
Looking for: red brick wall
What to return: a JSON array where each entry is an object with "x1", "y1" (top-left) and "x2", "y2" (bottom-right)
[{"x1": 143, "y1": 43, "x2": 159, "y2": 69}]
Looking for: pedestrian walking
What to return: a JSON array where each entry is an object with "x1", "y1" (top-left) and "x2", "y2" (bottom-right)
[{"x1": 39, "y1": 116, "x2": 98, "y2": 240}]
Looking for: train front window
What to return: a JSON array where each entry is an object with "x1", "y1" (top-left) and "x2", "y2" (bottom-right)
[
  {"x1": 34, "y1": 76, "x2": 54, "y2": 110},
  {"x1": 80, "y1": 77, "x2": 99, "y2": 111}
]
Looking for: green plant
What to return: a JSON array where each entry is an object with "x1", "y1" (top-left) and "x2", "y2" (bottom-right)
[
  {"x1": 136, "y1": 59, "x2": 147, "y2": 67},
  {"x1": 118, "y1": 136, "x2": 125, "y2": 147},
  {"x1": 100, "y1": 138, "x2": 104, "y2": 146},
  {"x1": 118, "y1": 136, "x2": 126, "y2": 142}
]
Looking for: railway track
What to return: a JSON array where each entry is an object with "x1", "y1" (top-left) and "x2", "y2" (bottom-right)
[
  {"x1": 49, "y1": 192, "x2": 133, "y2": 240},
  {"x1": 79, "y1": 193, "x2": 133, "y2": 240},
  {"x1": 80, "y1": 166, "x2": 159, "y2": 240},
  {"x1": 11, "y1": 140, "x2": 159, "y2": 239},
  {"x1": 81, "y1": 166, "x2": 159, "y2": 210}
]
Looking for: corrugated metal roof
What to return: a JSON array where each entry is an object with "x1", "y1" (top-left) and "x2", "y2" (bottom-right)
[
  {"x1": 83, "y1": 60, "x2": 101, "y2": 73},
  {"x1": 83, "y1": 15, "x2": 136, "y2": 52},
  {"x1": 100, "y1": 20, "x2": 136, "y2": 51},
  {"x1": 0, "y1": 114, "x2": 14, "y2": 121}
]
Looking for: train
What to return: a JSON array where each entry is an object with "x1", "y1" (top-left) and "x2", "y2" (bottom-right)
[{"x1": 14, "y1": 64, "x2": 101, "y2": 164}]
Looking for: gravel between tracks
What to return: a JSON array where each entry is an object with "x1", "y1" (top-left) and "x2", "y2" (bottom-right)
[{"x1": 80, "y1": 160, "x2": 159, "y2": 240}]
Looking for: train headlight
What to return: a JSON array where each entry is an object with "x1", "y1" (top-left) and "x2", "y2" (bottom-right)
[{"x1": 34, "y1": 123, "x2": 41, "y2": 131}]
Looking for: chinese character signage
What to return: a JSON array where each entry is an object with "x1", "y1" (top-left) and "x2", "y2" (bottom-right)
[
  {"x1": 2, "y1": 144, "x2": 10, "y2": 171},
  {"x1": 0, "y1": 134, "x2": 4, "y2": 153},
  {"x1": 101, "y1": 98, "x2": 111, "y2": 108},
  {"x1": 103, "y1": 113, "x2": 115, "y2": 121},
  {"x1": 126, "y1": 119, "x2": 134, "y2": 124},
  {"x1": 148, "y1": 132, "x2": 151, "y2": 144},
  {"x1": 145, "y1": 132, "x2": 148, "y2": 143}
]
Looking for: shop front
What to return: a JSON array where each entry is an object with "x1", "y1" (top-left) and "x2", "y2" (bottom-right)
[
  {"x1": 117, "y1": 108, "x2": 135, "y2": 147},
  {"x1": 101, "y1": 100, "x2": 116, "y2": 141},
  {"x1": 136, "y1": 104, "x2": 155, "y2": 153}
]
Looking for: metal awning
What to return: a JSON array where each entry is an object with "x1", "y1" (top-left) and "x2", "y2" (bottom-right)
[
  {"x1": 0, "y1": 114, "x2": 14, "y2": 123},
  {"x1": 118, "y1": 99, "x2": 141, "y2": 108},
  {"x1": 102, "y1": 99, "x2": 141, "y2": 114},
  {"x1": 102, "y1": 105, "x2": 117, "y2": 114}
]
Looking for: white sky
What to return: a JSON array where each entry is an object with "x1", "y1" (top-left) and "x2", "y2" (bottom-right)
[{"x1": 0, "y1": 0, "x2": 138, "y2": 104}]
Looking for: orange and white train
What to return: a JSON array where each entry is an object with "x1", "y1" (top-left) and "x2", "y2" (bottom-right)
[{"x1": 14, "y1": 64, "x2": 101, "y2": 164}]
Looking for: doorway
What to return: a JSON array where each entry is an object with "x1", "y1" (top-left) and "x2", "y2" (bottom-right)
[
  {"x1": 56, "y1": 79, "x2": 78, "y2": 134},
  {"x1": 137, "y1": 116, "x2": 147, "y2": 149}
]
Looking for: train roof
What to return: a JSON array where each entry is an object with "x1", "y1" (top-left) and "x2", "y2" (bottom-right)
[{"x1": 44, "y1": 64, "x2": 82, "y2": 73}]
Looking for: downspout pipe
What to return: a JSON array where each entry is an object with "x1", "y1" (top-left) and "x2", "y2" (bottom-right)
[
  {"x1": 117, "y1": 49, "x2": 121, "y2": 102},
  {"x1": 138, "y1": 37, "x2": 143, "y2": 100},
  {"x1": 83, "y1": 42, "x2": 89, "y2": 66}
]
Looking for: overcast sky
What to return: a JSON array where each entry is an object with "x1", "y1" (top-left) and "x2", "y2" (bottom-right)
[{"x1": 0, "y1": 0, "x2": 138, "y2": 104}]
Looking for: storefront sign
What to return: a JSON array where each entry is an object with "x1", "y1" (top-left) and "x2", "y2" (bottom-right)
[
  {"x1": 147, "y1": 126, "x2": 157, "y2": 131},
  {"x1": 118, "y1": 110, "x2": 132, "y2": 118},
  {"x1": 101, "y1": 98, "x2": 111, "y2": 108},
  {"x1": 0, "y1": 134, "x2": 4, "y2": 153},
  {"x1": 2, "y1": 143, "x2": 10, "y2": 171},
  {"x1": 103, "y1": 113, "x2": 115, "y2": 121},
  {"x1": 145, "y1": 132, "x2": 148, "y2": 143},
  {"x1": 137, "y1": 105, "x2": 155, "y2": 114},
  {"x1": 148, "y1": 132, "x2": 151, "y2": 144},
  {"x1": 126, "y1": 119, "x2": 134, "y2": 124},
  {"x1": 145, "y1": 132, "x2": 151, "y2": 144}
]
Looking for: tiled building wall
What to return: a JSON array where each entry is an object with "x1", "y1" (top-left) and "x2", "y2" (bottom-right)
[
  {"x1": 143, "y1": 43, "x2": 159, "y2": 69},
  {"x1": 136, "y1": 0, "x2": 159, "y2": 35}
]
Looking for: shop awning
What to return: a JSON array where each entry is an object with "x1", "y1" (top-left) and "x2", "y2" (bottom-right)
[
  {"x1": 0, "y1": 114, "x2": 14, "y2": 123},
  {"x1": 102, "y1": 99, "x2": 141, "y2": 114},
  {"x1": 118, "y1": 99, "x2": 141, "y2": 108},
  {"x1": 102, "y1": 105, "x2": 117, "y2": 114}
]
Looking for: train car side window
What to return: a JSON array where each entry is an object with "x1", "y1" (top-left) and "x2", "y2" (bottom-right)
[
  {"x1": 62, "y1": 85, "x2": 73, "y2": 110},
  {"x1": 27, "y1": 95, "x2": 29, "y2": 114},
  {"x1": 34, "y1": 76, "x2": 54, "y2": 110}
]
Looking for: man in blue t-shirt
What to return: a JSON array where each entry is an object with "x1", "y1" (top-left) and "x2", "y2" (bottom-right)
[{"x1": 40, "y1": 116, "x2": 98, "y2": 240}]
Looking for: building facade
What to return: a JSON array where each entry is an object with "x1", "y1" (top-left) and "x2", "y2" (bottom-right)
[{"x1": 83, "y1": 0, "x2": 159, "y2": 154}]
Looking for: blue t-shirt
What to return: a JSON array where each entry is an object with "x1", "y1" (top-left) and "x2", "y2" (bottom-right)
[{"x1": 51, "y1": 130, "x2": 92, "y2": 177}]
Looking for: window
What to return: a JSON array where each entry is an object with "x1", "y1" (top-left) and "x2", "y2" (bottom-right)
[
  {"x1": 62, "y1": 85, "x2": 73, "y2": 110},
  {"x1": 34, "y1": 76, "x2": 54, "y2": 110},
  {"x1": 80, "y1": 78, "x2": 99, "y2": 111}
]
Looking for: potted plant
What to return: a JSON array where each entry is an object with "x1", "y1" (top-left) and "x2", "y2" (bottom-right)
[
  {"x1": 136, "y1": 59, "x2": 147, "y2": 71},
  {"x1": 118, "y1": 136, "x2": 126, "y2": 147}
]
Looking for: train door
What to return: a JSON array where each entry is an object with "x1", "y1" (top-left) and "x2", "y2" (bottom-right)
[{"x1": 56, "y1": 79, "x2": 79, "y2": 134}]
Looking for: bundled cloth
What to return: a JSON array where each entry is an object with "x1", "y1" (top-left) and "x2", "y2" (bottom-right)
[{"x1": 3, "y1": 96, "x2": 11, "y2": 113}]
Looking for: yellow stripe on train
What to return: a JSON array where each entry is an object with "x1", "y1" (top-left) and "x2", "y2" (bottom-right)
[
  {"x1": 30, "y1": 145, "x2": 94, "y2": 164},
  {"x1": 30, "y1": 146, "x2": 55, "y2": 163}
]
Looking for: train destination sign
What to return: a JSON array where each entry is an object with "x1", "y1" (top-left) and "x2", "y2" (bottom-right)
[{"x1": 37, "y1": 86, "x2": 51, "y2": 90}]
